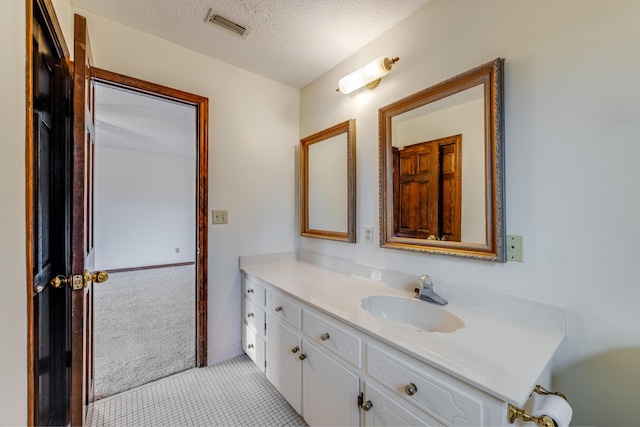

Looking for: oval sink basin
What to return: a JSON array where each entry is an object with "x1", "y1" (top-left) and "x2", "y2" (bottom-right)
[{"x1": 361, "y1": 295, "x2": 464, "y2": 333}]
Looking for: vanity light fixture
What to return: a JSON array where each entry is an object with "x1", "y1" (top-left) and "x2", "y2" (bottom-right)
[{"x1": 337, "y1": 56, "x2": 399, "y2": 94}]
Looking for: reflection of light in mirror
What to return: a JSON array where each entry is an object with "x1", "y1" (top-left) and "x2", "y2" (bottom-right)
[
  {"x1": 308, "y1": 134, "x2": 348, "y2": 232},
  {"x1": 392, "y1": 85, "x2": 486, "y2": 244}
]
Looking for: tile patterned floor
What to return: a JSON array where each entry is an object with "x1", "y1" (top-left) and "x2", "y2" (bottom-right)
[{"x1": 88, "y1": 354, "x2": 307, "y2": 427}]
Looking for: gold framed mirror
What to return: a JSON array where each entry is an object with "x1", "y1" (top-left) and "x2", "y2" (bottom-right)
[
  {"x1": 379, "y1": 58, "x2": 505, "y2": 261},
  {"x1": 301, "y1": 119, "x2": 356, "y2": 242}
]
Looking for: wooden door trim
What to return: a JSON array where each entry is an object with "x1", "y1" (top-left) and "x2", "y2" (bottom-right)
[
  {"x1": 26, "y1": 0, "x2": 70, "y2": 425},
  {"x1": 90, "y1": 67, "x2": 209, "y2": 367}
]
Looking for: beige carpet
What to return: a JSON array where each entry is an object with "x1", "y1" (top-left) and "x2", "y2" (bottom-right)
[{"x1": 93, "y1": 265, "x2": 196, "y2": 400}]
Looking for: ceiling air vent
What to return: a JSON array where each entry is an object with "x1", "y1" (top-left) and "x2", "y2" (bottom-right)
[{"x1": 205, "y1": 10, "x2": 249, "y2": 38}]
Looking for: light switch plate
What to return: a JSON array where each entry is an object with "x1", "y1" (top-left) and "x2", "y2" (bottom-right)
[
  {"x1": 212, "y1": 210, "x2": 228, "y2": 224},
  {"x1": 507, "y1": 235, "x2": 523, "y2": 262}
]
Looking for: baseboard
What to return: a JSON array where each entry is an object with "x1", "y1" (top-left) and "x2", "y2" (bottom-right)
[
  {"x1": 107, "y1": 261, "x2": 195, "y2": 274},
  {"x1": 209, "y1": 342, "x2": 244, "y2": 365}
]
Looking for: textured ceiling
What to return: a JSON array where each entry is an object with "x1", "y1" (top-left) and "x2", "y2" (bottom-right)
[{"x1": 71, "y1": 0, "x2": 430, "y2": 88}]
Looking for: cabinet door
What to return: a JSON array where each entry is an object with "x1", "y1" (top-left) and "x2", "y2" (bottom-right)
[
  {"x1": 242, "y1": 322, "x2": 265, "y2": 373},
  {"x1": 363, "y1": 382, "x2": 440, "y2": 427},
  {"x1": 302, "y1": 340, "x2": 360, "y2": 427},
  {"x1": 266, "y1": 317, "x2": 302, "y2": 414}
]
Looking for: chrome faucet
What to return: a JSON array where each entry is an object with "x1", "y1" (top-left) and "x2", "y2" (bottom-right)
[{"x1": 414, "y1": 274, "x2": 447, "y2": 305}]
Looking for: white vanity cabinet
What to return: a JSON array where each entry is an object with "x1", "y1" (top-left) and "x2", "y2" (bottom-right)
[
  {"x1": 241, "y1": 277, "x2": 266, "y2": 372},
  {"x1": 265, "y1": 289, "x2": 361, "y2": 426},
  {"x1": 240, "y1": 263, "x2": 563, "y2": 427}
]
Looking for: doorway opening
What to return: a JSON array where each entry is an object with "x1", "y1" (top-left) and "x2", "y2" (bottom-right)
[{"x1": 91, "y1": 80, "x2": 201, "y2": 398}]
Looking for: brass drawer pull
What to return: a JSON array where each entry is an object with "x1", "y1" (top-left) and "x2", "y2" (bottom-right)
[
  {"x1": 404, "y1": 383, "x2": 417, "y2": 396},
  {"x1": 291, "y1": 346, "x2": 300, "y2": 353},
  {"x1": 299, "y1": 353, "x2": 307, "y2": 360},
  {"x1": 320, "y1": 332, "x2": 330, "y2": 341},
  {"x1": 275, "y1": 306, "x2": 283, "y2": 312}
]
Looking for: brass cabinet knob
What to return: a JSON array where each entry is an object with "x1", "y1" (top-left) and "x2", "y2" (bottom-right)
[
  {"x1": 291, "y1": 346, "x2": 300, "y2": 354},
  {"x1": 299, "y1": 353, "x2": 307, "y2": 360},
  {"x1": 361, "y1": 400, "x2": 373, "y2": 412},
  {"x1": 320, "y1": 332, "x2": 330, "y2": 341},
  {"x1": 404, "y1": 383, "x2": 418, "y2": 396},
  {"x1": 275, "y1": 306, "x2": 283, "y2": 312},
  {"x1": 247, "y1": 312, "x2": 254, "y2": 318}
]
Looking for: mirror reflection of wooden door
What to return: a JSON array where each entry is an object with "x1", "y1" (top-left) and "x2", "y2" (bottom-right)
[{"x1": 393, "y1": 134, "x2": 461, "y2": 241}]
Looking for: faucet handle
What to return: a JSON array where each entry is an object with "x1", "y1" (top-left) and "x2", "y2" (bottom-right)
[{"x1": 418, "y1": 274, "x2": 433, "y2": 288}]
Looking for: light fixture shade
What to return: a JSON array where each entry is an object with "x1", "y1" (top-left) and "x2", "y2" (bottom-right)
[{"x1": 338, "y1": 56, "x2": 396, "y2": 94}]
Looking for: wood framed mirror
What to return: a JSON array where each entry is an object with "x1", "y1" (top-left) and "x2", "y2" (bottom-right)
[
  {"x1": 379, "y1": 58, "x2": 505, "y2": 261},
  {"x1": 301, "y1": 119, "x2": 356, "y2": 242}
]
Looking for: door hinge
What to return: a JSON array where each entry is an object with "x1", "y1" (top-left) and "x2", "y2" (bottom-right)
[{"x1": 357, "y1": 392, "x2": 363, "y2": 408}]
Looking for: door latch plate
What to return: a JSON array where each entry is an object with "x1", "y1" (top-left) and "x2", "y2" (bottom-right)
[{"x1": 71, "y1": 275, "x2": 83, "y2": 290}]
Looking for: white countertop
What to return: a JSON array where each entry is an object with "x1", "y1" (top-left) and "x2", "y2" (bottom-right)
[{"x1": 241, "y1": 259, "x2": 565, "y2": 406}]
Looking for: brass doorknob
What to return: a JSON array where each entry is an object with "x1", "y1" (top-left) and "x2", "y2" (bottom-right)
[
  {"x1": 84, "y1": 269, "x2": 109, "y2": 288},
  {"x1": 361, "y1": 400, "x2": 373, "y2": 411},
  {"x1": 50, "y1": 275, "x2": 70, "y2": 288},
  {"x1": 50, "y1": 270, "x2": 109, "y2": 290}
]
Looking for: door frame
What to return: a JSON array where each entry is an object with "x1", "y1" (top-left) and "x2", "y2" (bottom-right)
[
  {"x1": 25, "y1": 4, "x2": 209, "y2": 423},
  {"x1": 90, "y1": 67, "x2": 209, "y2": 369}
]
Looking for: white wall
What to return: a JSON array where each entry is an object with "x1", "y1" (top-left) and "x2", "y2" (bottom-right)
[
  {"x1": 0, "y1": 2, "x2": 28, "y2": 425},
  {"x1": 68, "y1": 7, "x2": 300, "y2": 363},
  {"x1": 94, "y1": 146, "x2": 196, "y2": 270},
  {"x1": 300, "y1": 1, "x2": 640, "y2": 424}
]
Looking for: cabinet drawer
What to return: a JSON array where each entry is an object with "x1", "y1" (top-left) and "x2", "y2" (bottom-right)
[
  {"x1": 302, "y1": 310, "x2": 361, "y2": 368},
  {"x1": 363, "y1": 382, "x2": 440, "y2": 427},
  {"x1": 242, "y1": 277, "x2": 266, "y2": 307},
  {"x1": 242, "y1": 298, "x2": 265, "y2": 336},
  {"x1": 367, "y1": 344, "x2": 483, "y2": 426},
  {"x1": 242, "y1": 322, "x2": 265, "y2": 373},
  {"x1": 267, "y1": 291, "x2": 301, "y2": 329}
]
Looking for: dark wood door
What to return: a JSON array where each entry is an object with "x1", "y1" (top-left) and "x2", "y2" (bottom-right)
[
  {"x1": 70, "y1": 13, "x2": 98, "y2": 426},
  {"x1": 30, "y1": 3, "x2": 73, "y2": 425}
]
